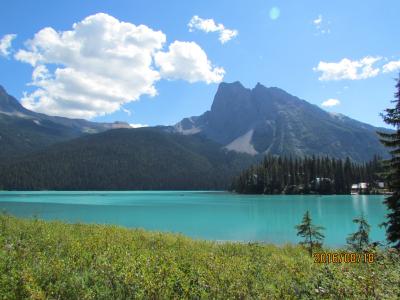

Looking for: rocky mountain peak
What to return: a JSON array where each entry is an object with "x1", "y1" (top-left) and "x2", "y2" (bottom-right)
[{"x1": 175, "y1": 81, "x2": 389, "y2": 162}]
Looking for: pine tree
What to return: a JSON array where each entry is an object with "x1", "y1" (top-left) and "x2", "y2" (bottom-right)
[
  {"x1": 346, "y1": 214, "x2": 371, "y2": 251},
  {"x1": 295, "y1": 210, "x2": 325, "y2": 256},
  {"x1": 377, "y1": 74, "x2": 400, "y2": 249}
]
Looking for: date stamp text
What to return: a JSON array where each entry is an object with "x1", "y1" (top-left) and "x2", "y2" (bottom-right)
[{"x1": 313, "y1": 252, "x2": 375, "y2": 263}]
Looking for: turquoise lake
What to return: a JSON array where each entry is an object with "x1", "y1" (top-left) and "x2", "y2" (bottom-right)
[{"x1": 0, "y1": 191, "x2": 388, "y2": 247}]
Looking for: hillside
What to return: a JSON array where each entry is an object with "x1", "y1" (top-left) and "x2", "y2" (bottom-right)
[
  {"x1": 0, "y1": 82, "x2": 392, "y2": 190},
  {"x1": 0, "y1": 127, "x2": 255, "y2": 190}
]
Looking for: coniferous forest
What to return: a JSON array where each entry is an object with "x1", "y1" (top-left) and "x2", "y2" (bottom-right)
[
  {"x1": 232, "y1": 155, "x2": 384, "y2": 194},
  {"x1": 0, "y1": 128, "x2": 256, "y2": 191}
]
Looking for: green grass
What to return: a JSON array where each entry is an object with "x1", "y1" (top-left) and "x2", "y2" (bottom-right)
[{"x1": 0, "y1": 215, "x2": 399, "y2": 299}]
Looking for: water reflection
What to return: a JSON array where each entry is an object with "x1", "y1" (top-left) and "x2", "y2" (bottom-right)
[
  {"x1": 351, "y1": 195, "x2": 360, "y2": 212},
  {"x1": 316, "y1": 197, "x2": 323, "y2": 218},
  {"x1": 351, "y1": 195, "x2": 370, "y2": 216}
]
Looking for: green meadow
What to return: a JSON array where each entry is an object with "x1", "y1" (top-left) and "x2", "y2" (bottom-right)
[{"x1": 0, "y1": 214, "x2": 399, "y2": 299}]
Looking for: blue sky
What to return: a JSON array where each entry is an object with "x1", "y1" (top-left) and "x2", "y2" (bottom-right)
[{"x1": 0, "y1": 0, "x2": 399, "y2": 128}]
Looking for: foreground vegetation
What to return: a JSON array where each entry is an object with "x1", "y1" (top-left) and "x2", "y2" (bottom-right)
[{"x1": 0, "y1": 215, "x2": 399, "y2": 299}]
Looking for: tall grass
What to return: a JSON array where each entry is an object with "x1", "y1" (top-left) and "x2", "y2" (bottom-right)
[{"x1": 0, "y1": 214, "x2": 399, "y2": 299}]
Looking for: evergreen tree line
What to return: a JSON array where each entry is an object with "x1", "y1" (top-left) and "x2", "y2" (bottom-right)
[
  {"x1": 232, "y1": 155, "x2": 384, "y2": 194},
  {"x1": 0, "y1": 128, "x2": 255, "y2": 191}
]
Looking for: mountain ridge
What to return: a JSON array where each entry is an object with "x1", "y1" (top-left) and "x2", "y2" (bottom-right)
[
  {"x1": 0, "y1": 85, "x2": 131, "y2": 159},
  {"x1": 0, "y1": 85, "x2": 131, "y2": 132},
  {"x1": 0, "y1": 81, "x2": 392, "y2": 190},
  {"x1": 0, "y1": 81, "x2": 391, "y2": 163},
  {"x1": 175, "y1": 81, "x2": 390, "y2": 162}
]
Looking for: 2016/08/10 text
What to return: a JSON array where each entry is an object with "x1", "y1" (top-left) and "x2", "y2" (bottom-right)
[{"x1": 313, "y1": 252, "x2": 375, "y2": 263}]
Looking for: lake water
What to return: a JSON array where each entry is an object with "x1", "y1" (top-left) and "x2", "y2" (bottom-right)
[{"x1": 0, "y1": 191, "x2": 388, "y2": 247}]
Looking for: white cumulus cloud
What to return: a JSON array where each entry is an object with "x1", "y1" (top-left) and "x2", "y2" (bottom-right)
[
  {"x1": 129, "y1": 123, "x2": 148, "y2": 128},
  {"x1": 188, "y1": 15, "x2": 238, "y2": 44},
  {"x1": 314, "y1": 56, "x2": 381, "y2": 81},
  {"x1": 14, "y1": 13, "x2": 224, "y2": 119},
  {"x1": 321, "y1": 98, "x2": 340, "y2": 107},
  {"x1": 15, "y1": 13, "x2": 164, "y2": 119},
  {"x1": 154, "y1": 41, "x2": 225, "y2": 83},
  {"x1": 383, "y1": 60, "x2": 400, "y2": 73},
  {"x1": 0, "y1": 34, "x2": 17, "y2": 57}
]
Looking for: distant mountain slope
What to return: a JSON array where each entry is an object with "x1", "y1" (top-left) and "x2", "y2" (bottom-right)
[
  {"x1": 0, "y1": 128, "x2": 255, "y2": 190},
  {"x1": 0, "y1": 85, "x2": 130, "y2": 159},
  {"x1": 175, "y1": 82, "x2": 390, "y2": 162},
  {"x1": 0, "y1": 81, "x2": 391, "y2": 190}
]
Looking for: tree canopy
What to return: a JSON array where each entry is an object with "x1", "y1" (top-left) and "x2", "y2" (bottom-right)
[
  {"x1": 232, "y1": 155, "x2": 383, "y2": 194},
  {"x1": 346, "y1": 214, "x2": 371, "y2": 251},
  {"x1": 378, "y1": 74, "x2": 400, "y2": 248},
  {"x1": 295, "y1": 210, "x2": 325, "y2": 256}
]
